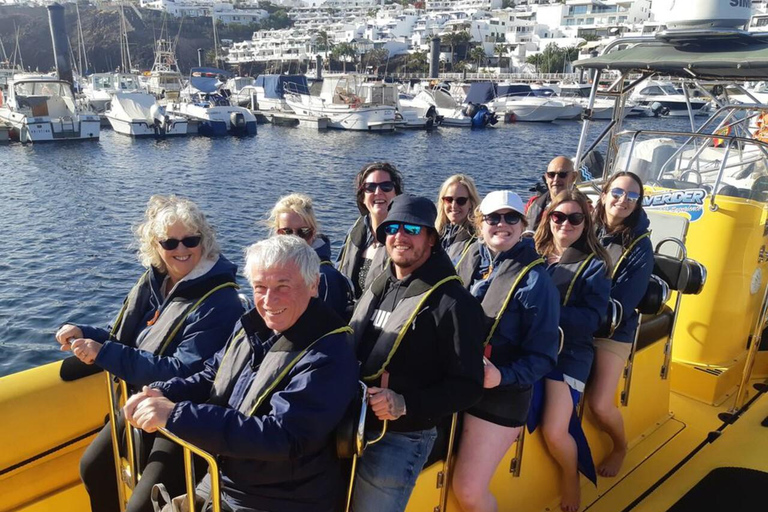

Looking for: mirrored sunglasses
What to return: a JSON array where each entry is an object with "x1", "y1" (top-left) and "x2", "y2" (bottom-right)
[
  {"x1": 277, "y1": 227, "x2": 313, "y2": 240},
  {"x1": 610, "y1": 187, "x2": 641, "y2": 203},
  {"x1": 383, "y1": 223, "x2": 423, "y2": 236},
  {"x1": 362, "y1": 181, "x2": 395, "y2": 193},
  {"x1": 483, "y1": 212, "x2": 522, "y2": 226},
  {"x1": 442, "y1": 196, "x2": 469, "y2": 206},
  {"x1": 549, "y1": 211, "x2": 585, "y2": 226},
  {"x1": 158, "y1": 236, "x2": 202, "y2": 251}
]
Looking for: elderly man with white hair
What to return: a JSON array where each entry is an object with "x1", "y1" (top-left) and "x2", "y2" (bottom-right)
[{"x1": 123, "y1": 235, "x2": 359, "y2": 512}]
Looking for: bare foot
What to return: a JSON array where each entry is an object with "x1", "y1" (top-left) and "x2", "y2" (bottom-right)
[
  {"x1": 598, "y1": 447, "x2": 627, "y2": 478},
  {"x1": 560, "y1": 474, "x2": 580, "y2": 512}
]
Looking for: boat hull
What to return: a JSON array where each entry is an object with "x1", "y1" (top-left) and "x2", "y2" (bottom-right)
[
  {"x1": 106, "y1": 114, "x2": 188, "y2": 138},
  {"x1": 0, "y1": 111, "x2": 100, "y2": 143}
]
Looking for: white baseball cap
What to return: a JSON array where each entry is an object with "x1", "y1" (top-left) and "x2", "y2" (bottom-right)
[{"x1": 479, "y1": 190, "x2": 526, "y2": 216}]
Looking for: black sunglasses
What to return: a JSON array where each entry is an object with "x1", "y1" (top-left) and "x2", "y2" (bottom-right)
[
  {"x1": 546, "y1": 171, "x2": 571, "y2": 180},
  {"x1": 442, "y1": 196, "x2": 469, "y2": 206},
  {"x1": 158, "y1": 236, "x2": 202, "y2": 251},
  {"x1": 549, "y1": 211, "x2": 585, "y2": 226},
  {"x1": 362, "y1": 181, "x2": 396, "y2": 193},
  {"x1": 483, "y1": 212, "x2": 522, "y2": 226},
  {"x1": 383, "y1": 223, "x2": 423, "y2": 236},
  {"x1": 277, "y1": 227, "x2": 313, "y2": 240}
]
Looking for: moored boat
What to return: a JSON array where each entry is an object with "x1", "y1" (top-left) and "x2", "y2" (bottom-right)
[{"x1": 106, "y1": 91, "x2": 187, "y2": 138}]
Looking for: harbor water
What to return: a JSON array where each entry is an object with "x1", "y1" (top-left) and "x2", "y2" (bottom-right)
[{"x1": 0, "y1": 116, "x2": 691, "y2": 377}]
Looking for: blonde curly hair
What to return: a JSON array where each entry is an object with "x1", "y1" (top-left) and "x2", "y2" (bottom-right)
[{"x1": 134, "y1": 195, "x2": 219, "y2": 273}]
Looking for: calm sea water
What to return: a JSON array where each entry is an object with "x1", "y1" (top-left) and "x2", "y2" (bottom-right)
[{"x1": 0, "y1": 116, "x2": 691, "y2": 377}]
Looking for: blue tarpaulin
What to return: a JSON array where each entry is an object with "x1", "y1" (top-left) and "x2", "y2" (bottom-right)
[
  {"x1": 464, "y1": 82, "x2": 496, "y2": 104},
  {"x1": 254, "y1": 75, "x2": 310, "y2": 98},
  {"x1": 497, "y1": 84, "x2": 535, "y2": 98},
  {"x1": 189, "y1": 67, "x2": 232, "y2": 93}
]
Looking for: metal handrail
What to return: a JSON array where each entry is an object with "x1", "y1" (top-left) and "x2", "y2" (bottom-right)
[
  {"x1": 654, "y1": 238, "x2": 690, "y2": 380},
  {"x1": 105, "y1": 373, "x2": 131, "y2": 512},
  {"x1": 157, "y1": 427, "x2": 222, "y2": 512},
  {"x1": 730, "y1": 273, "x2": 768, "y2": 413}
]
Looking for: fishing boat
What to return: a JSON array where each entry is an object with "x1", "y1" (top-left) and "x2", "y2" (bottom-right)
[
  {"x1": 106, "y1": 91, "x2": 188, "y2": 138},
  {"x1": 81, "y1": 73, "x2": 143, "y2": 114},
  {"x1": 145, "y1": 39, "x2": 183, "y2": 100},
  {"x1": 0, "y1": 76, "x2": 100, "y2": 142},
  {"x1": 1, "y1": 2, "x2": 767, "y2": 511},
  {"x1": 283, "y1": 74, "x2": 401, "y2": 131},
  {"x1": 166, "y1": 68, "x2": 256, "y2": 137}
]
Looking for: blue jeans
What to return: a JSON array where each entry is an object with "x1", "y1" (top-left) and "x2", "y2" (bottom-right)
[{"x1": 351, "y1": 428, "x2": 438, "y2": 512}]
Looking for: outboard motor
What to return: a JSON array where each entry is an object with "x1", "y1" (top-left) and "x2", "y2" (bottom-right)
[
  {"x1": 470, "y1": 104, "x2": 498, "y2": 128},
  {"x1": 230, "y1": 111, "x2": 246, "y2": 134},
  {"x1": 424, "y1": 105, "x2": 441, "y2": 129},
  {"x1": 463, "y1": 102, "x2": 478, "y2": 118},
  {"x1": 651, "y1": 101, "x2": 670, "y2": 117},
  {"x1": 149, "y1": 104, "x2": 169, "y2": 137}
]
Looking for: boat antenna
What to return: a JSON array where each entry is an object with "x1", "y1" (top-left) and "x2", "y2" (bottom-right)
[{"x1": 212, "y1": 11, "x2": 220, "y2": 68}]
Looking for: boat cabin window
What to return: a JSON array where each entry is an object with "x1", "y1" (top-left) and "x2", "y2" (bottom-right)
[
  {"x1": 92, "y1": 75, "x2": 112, "y2": 90},
  {"x1": 119, "y1": 76, "x2": 138, "y2": 90},
  {"x1": 639, "y1": 86, "x2": 664, "y2": 96},
  {"x1": 14, "y1": 81, "x2": 72, "y2": 100}
]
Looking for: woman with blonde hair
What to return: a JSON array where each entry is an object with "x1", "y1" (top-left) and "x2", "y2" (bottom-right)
[
  {"x1": 267, "y1": 193, "x2": 354, "y2": 319},
  {"x1": 435, "y1": 174, "x2": 481, "y2": 257},
  {"x1": 530, "y1": 189, "x2": 611, "y2": 512},
  {"x1": 55, "y1": 195, "x2": 244, "y2": 512}
]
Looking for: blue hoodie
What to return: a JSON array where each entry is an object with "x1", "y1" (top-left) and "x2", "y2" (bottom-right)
[
  {"x1": 78, "y1": 255, "x2": 244, "y2": 387},
  {"x1": 314, "y1": 234, "x2": 354, "y2": 320},
  {"x1": 466, "y1": 238, "x2": 560, "y2": 389},
  {"x1": 599, "y1": 210, "x2": 655, "y2": 343},
  {"x1": 546, "y1": 249, "x2": 611, "y2": 385}
]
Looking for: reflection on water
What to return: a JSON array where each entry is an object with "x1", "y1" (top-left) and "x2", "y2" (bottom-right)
[{"x1": 0, "y1": 117, "x2": 689, "y2": 376}]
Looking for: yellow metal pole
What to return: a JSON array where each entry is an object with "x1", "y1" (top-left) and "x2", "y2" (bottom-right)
[
  {"x1": 105, "y1": 373, "x2": 128, "y2": 512},
  {"x1": 158, "y1": 427, "x2": 221, "y2": 512}
]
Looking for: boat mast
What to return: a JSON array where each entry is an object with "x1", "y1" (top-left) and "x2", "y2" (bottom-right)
[
  {"x1": 119, "y1": 2, "x2": 133, "y2": 72},
  {"x1": 75, "y1": 2, "x2": 89, "y2": 74},
  {"x1": 211, "y1": 9, "x2": 220, "y2": 68}
]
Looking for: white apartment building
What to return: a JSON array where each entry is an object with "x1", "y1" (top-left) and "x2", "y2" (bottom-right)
[
  {"x1": 139, "y1": 0, "x2": 268, "y2": 23},
  {"x1": 535, "y1": 0, "x2": 651, "y2": 38},
  {"x1": 427, "y1": 0, "x2": 502, "y2": 12}
]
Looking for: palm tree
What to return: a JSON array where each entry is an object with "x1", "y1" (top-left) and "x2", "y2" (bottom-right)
[
  {"x1": 332, "y1": 42, "x2": 356, "y2": 72},
  {"x1": 316, "y1": 30, "x2": 332, "y2": 66},
  {"x1": 469, "y1": 46, "x2": 486, "y2": 71},
  {"x1": 495, "y1": 44, "x2": 507, "y2": 70}
]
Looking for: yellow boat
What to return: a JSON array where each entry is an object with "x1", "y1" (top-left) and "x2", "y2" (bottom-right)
[{"x1": 2, "y1": 6, "x2": 768, "y2": 512}]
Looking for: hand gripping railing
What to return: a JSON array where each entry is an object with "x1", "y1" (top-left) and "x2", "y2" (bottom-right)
[
  {"x1": 105, "y1": 374, "x2": 140, "y2": 512},
  {"x1": 156, "y1": 427, "x2": 222, "y2": 512}
]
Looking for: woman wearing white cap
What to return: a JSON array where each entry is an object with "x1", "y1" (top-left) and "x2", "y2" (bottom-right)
[{"x1": 452, "y1": 190, "x2": 561, "y2": 512}]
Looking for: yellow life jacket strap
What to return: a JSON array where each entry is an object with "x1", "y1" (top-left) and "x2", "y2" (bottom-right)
[
  {"x1": 484, "y1": 258, "x2": 544, "y2": 347},
  {"x1": 157, "y1": 282, "x2": 240, "y2": 356},
  {"x1": 248, "y1": 326, "x2": 354, "y2": 416},
  {"x1": 563, "y1": 254, "x2": 595, "y2": 306},
  {"x1": 217, "y1": 327, "x2": 246, "y2": 373},
  {"x1": 109, "y1": 270, "x2": 151, "y2": 339},
  {"x1": 364, "y1": 275, "x2": 461, "y2": 382},
  {"x1": 454, "y1": 239, "x2": 475, "y2": 273},
  {"x1": 611, "y1": 231, "x2": 652, "y2": 279}
]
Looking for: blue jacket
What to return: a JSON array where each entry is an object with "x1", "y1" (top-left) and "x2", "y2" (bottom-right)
[
  {"x1": 465, "y1": 239, "x2": 560, "y2": 389},
  {"x1": 79, "y1": 256, "x2": 243, "y2": 387},
  {"x1": 314, "y1": 234, "x2": 354, "y2": 320},
  {"x1": 546, "y1": 246, "x2": 611, "y2": 385},
  {"x1": 599, "y1": 210, "x2": 655, "y2": 343},
  {"x1": 152, "y1": 299, "x2": 358, "y2": 512}
]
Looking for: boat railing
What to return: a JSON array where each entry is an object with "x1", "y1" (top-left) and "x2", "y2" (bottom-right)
[
  {"x1": 614, "y1": 128, "x2": 768, "y2": 211},
  {"x1": 105, "y1": 374, "x2": 140, "y2": 512}
]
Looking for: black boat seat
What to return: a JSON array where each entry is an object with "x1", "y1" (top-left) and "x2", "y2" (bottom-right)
[
  {"x1": 636, "y1": 306, "x2": 674, "y2": 352},
  {"x1": 654, "y1": 253, "x2": 706, "y2": 295}
]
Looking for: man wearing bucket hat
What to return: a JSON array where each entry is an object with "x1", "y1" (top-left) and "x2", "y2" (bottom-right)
[{"x1": 348, "y1": 194, "x2": 485, "y2": 512}]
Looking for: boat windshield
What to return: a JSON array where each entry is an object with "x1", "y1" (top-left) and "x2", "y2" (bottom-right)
[
  {"x1": 91, "y1": 75, "x2": 112, "y2": 90},
  {"x1": 118, "y1": 75, "x2": 139, "y2": 90},
  {"x1": 14, "y1": 81, "x2": 73, "y2": 99},
  {"x1": 659, "y1": 84, "x2": 680, "y2": 95}
]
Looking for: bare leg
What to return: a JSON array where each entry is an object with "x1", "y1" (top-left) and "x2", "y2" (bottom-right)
[
  {"x1": 587, "y1": 348, "x2": 628, "y2": 478},
  {"x1": 452, "y1": 414, "x2": 521, "y2": 512},
  {"x1": 541, "y1": 379, "x2": 581, "y2": 512}
]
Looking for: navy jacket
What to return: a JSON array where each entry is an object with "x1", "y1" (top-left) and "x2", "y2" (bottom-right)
[
  {"x1": 547, "y1": 250, "x2": 610, "y2": 385},
  {"x1": 79, "y1": 256, "x2": 243, "y2": 387},
  {"x1": 467, "y1": 239, "x2": 560, "y2": 389},
  {"x1": 599, "y1": 210, "x2": 655, "y2": 343},
  {"x1": 314, "y1": 234, "x2": 354, "y2": 320},
  {"x1": 152, "y1": 299, "x2": 358, "y2": 512}
]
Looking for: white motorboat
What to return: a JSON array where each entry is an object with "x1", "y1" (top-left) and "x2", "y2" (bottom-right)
[
  {"x1": 105, "y1": 91, "x2": 187, "y2": 137},
  {"x1": 558, "y1": 83, "x2": 623, "y2": 120},
  {"x1": 630, "y1": 79, "x2": 710, "y2": 117},
  {"x1": 166, "y1": 68, "x2": 256, "y2": 136},
  {"x1": 409, "y1": 87, "x2": 477, "y2": 127},
  {"x1": 145, "y1": 39, "x2": 183, "y2": 99},
  {"x1": 284, "y1": 74, "x2": 400, "y2": 131},
  {"x1": 224, "y1": 76, "x2": 256, "y2": 107},
  {"x1": 488, "y1": 83, "x2": 572, "y2": 123},
  {"x1": 397, "y1": 92, "x2": 442, "y2": 130},
  {"x1": 0, "y1": 76, "x2": 99, "y2": 142},
  {"x1": 252, "y1": 74, "x2": 310, "y2": 113},
  {"x1": 81, "y1": 72, "x2": 142, "y2": 113}
]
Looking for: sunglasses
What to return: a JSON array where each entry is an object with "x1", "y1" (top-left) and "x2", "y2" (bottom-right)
[
  {"x1": 158, "y1": 236, "x2": 202, "y2": 251},
  {"x1": 549, "y1": 211, "x2": 586, "y2": 226},
  {"x1": 483, "y1": 212, "x2": 522, "y2": 226},
  {"x1": 277, "y1": 227, "x2": 313, "y2": 240},
  {"x1": 442, "y1": 196, "x2": 469, "y2": 206},
  {"x1": 383, "y1": 223, "x2": 423, "y2": 236},
  {"x1": 610, "y1": 187, "x2": 641, "y2": 203},
  {"x1": 362, "y1": 181, "x2": 395, "y2": 193},
  {"x1": 546, "y1": 171, "x2": 571, "y2": 180}
]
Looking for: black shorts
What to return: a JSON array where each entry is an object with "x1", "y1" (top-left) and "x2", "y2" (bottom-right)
[{"x1": 467, "y1": 385, "x2": 533, "y2": 428}]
